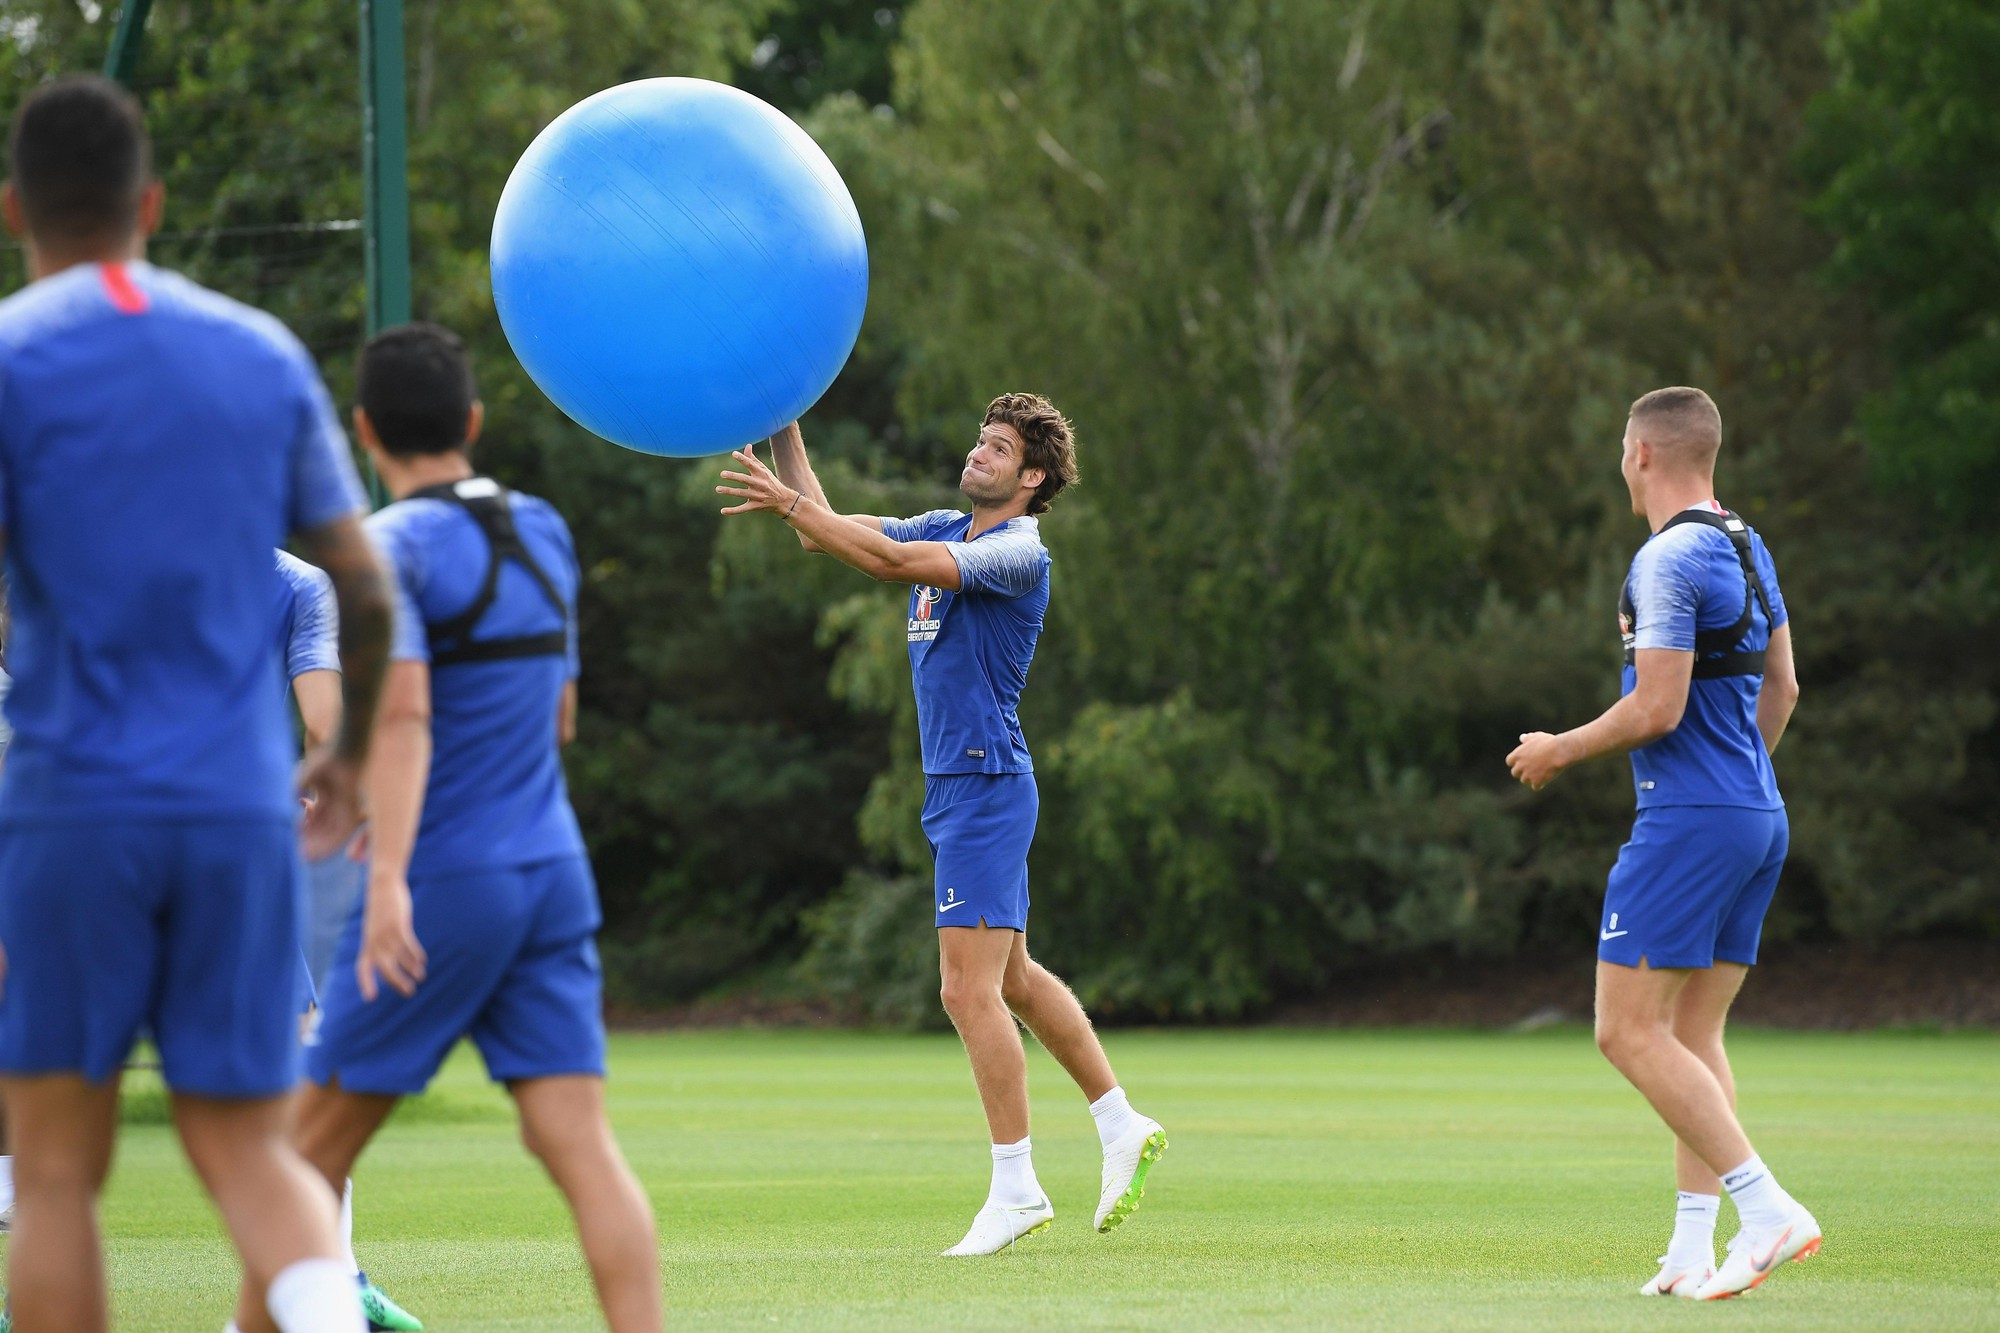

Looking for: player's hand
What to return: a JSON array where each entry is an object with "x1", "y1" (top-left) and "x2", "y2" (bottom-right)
[
  {"x1": 297, "y1": 744, "x2": 366, "y2": 859},
  {"x1": 1507, "y1": 731, "x2": 1570, "y2": 790},
  {"x1": 357, "y1": 876, "x2": 427, "y2": 1001},
  {"x1": 716, "y1": 444, "x2": 800, "y2": 516}
]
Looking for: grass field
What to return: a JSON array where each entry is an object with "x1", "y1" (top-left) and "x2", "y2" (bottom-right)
[{"x1": 83, "y1": 1027, "x2": 2000, "y2": 1330}]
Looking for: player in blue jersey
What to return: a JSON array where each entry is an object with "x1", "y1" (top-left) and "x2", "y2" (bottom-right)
[
  {"x1": 718, "y1": 397, "x2": 1167, "y2": 1256},
  {"x1": 1507, "y1": 387, "x2": 1818, "y2": 1301},
  {"x1": 0, "y1": 77, "x2": 391, "y2": 1333},
  {"x1": 272, "y1": 552, "x2": 425, "y2": 1333},
  {"x1": 282, "y1": 324, "x2": 661, "y2": 1331}
]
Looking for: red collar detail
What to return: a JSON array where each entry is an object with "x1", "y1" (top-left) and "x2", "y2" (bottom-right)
[{"x1": 99, "y1": 262, "x2": 150, "y2": 315}]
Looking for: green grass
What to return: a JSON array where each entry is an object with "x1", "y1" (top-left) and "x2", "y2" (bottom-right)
[{"x1": 84, "y1": 1027, "x2": 2000, "y2": 1330}]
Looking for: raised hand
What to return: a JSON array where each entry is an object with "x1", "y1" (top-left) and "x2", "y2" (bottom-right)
[{"x1": 716, "y1": 444, "x2": 802, "y2": 516}]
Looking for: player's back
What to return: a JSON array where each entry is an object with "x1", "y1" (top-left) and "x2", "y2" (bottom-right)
[
  {"x1": 1621, "y1": 509, "x2": 1787, "y2": 810},
  {"x1": 0, "y1": 261, "x2": 355, "y2": 820},
  {"x1": 369, "y1": 487, "x2": 584, "y2": 876}
]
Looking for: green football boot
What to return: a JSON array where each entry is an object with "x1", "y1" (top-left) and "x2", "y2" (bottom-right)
[{"x1": 358, "y1": 1271, "x2": 423, "y2": 1332}]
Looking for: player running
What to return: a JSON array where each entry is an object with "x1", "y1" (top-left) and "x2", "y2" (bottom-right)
[
  {"x1": 285, "y1": 324, "x2": 662, "y2": 1331},
  {"x1": 1506, "y1": 387, "x2": 1818, "y2": 1301},
  {"x1": 0, "y1": 76, "x2": 390, "y2": 1333},
  {"x1": 717, "y1": 398, "x2": 1168, "y2": 1256},
  {"x1": 273, "y1": 552, "x2": 424, "y2": 1333}
]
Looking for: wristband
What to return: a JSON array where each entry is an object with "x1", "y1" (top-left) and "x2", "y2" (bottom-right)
[{"x1": 785, "y1": 489, "x2": 803, "y2": 518}]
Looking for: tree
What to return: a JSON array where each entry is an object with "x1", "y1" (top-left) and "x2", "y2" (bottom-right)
[{"x1": 1803, "y1": 0, "x2": 2000, "y2": 553}]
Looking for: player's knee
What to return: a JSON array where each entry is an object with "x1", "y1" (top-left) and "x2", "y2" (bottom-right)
[
  {"x1": 15, "y1": 1148, "x2": 111, "y2": 1198},
  {"x1": 939, "y1": 973, "x2": 998, "y2": 1017},
  {"x1": 1594, "y1": 1012, "x2": 1659, "y2": 1066},
  {"x1": 1000, "y1": 969, "x2": 1034, "y2": 1011}
]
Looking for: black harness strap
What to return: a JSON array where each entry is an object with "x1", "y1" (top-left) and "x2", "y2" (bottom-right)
[
  {"x1": 405, "y1": 478, "x2": 569, "y2": 669},
  {"x1": 1619, "y1": 508, "x2": 1774, "y2": 680}
]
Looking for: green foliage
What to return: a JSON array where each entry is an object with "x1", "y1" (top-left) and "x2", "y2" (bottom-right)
[
  {"x1": 1803, "y1": 0, "x2": 2000, "y2": 549},
  {"x1": 4, "y1": 0, "x2": 1991, "y2": 1020}
]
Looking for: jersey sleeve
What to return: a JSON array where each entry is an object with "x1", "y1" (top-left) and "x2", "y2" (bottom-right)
[
  {"x1": 1753, "y1": 535, "x2": 1788, "y2": 630},
  {"x1": 1627, "y1": 532, "x2": 1705, "y2": 653},
  {"x1": 288, "y1": 356, "x2": 368, "y2": 533},
  {"x1": 949, "y1": 526, "x2": 1050, "y2": 598},
  {"x1": 881, "y1": 509, "x2": 963, "y2": 544},
  {"x1": 368, "y1": 512, "x2": 432, "y2": 664},
  {"x1": 284, "y1": 560, "x2": 341, "y2": 680}
]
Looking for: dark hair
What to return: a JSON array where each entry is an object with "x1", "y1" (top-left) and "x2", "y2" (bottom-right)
[
  {"x1": 357, "y1": 322, "x2": 477, "y2": 456},
  {"x1": 982, "y1": 391, "x2": 1078, "y2": 515},
  {"x1": 6, "y1": 75, "x2": 152, "y2": 239}
]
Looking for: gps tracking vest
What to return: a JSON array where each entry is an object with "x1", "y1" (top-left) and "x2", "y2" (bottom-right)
[
  {"x1": 1619, "y1": 508, "x2": 1774, "y2": 679},
  {"x1": 405, "y1": 477, "x2": 569, "y2": 668}
]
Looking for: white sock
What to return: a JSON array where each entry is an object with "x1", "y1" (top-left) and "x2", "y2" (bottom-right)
[
  {"x1": 340, "y1": 1178, "x2": 359, "y2": 1275},
  {"x1": 0, "y1": 1154, "x2": 14, "y2": 1213},
  {"x1": 988, "y1": 1137, "x2": 1042, "y2": 1207},
  {"x1": 266, "y1": 1257, "x2": 365, "y2": 1333},
  {"x1": 1088, "y1": 1085, "x2": 1141, "y2": 1149},
  {"x1": 1666, "y1": 1191, "x2": 1720, "y2": 1269},
  {"x1": 1721, "y1": 1154, "x2": 1797, "y2": 1234},
  {"x1": 223, "y1": 1324, "x2": 243, "y2": 1333}
]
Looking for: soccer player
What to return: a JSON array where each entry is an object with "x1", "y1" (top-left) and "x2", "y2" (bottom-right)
[
  {"x1": 716, "y1": 399, "x2": 1168, "y2": 1257},
  {"x1": 0, "y1": 76, "x2": 391, "y2": 1333},
  {"x1": 1506, "y1": 387, "x2": 1818, "y2": 1300},
  {"x1": 273, "y1": 552, "x2": 424, "y2": 1333},
  {"x1": 287, "y1": 323, "x2": 662, "y2": 1330}
]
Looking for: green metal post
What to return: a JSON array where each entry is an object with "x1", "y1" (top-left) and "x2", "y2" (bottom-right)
[
  {"x1": 360, "y1": 0, "x2": 412, "y2": 333},
  {"x1": 103, "y1": 0, "x2": 156, "y2": 84}
]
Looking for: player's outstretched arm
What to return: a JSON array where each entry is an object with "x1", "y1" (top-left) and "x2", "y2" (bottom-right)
[
  {"x1": 719, "y1": 445, "x2": 962, "y2": 588},
  {"x1": 355, "y1": 660, "x2": 431, "y2": 1000},
  {"x1": 764, "y1": 421, "x2": 887, "y2": 554},
  {"x1": 1755, "y1": 622, "x2": 1800, "y2": 756},
  {"x1": 1508, "y1": 648, "x2": 1693, "y2": 790}
]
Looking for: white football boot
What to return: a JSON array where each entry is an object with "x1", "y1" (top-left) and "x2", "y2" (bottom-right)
[
  {"x1": 1094, "y1": 1117, "x2": 1168, "y2": 1232},
  {"x1": 1638, "y1": 1255, "x2": 1711, "y2": 1297},
  {"x1": 1693, "y1": 1205, "x2": 1823, "y2": 1300},
  {"x1": 940, "y1": 1195, "x2": 1054, "y2": 1257}
]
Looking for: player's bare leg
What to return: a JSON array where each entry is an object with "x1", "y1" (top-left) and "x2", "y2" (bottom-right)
[
  {"x1": 1673, "y1": 963, "x2": 1749, "y2": 1194},
  {"x1": 1000, "y1": 934, "x2": 1114, "y2": 1101},
  {"x1": 512, "y1": 1076, "x2": 661, "y2": 1331},
  {"x1": 1595, "y1": 961, "x2": 1756, "y2": 1169},
  {"x1": 937, "y1": 924, "x2": 1050, "y2": 1254},
  {"x1": 0, "y1": 1074, "x2": 120, "y2": 1333},
  {"x1": 1596, "y1": 961, "x2": 1819, "y2": 1299},
  {"x1": 174, "y1": 1091, "x2": 353, "y2": 1333},
  {"x1": 1636, "y1": 962, "x2": 1747, "y2": 1294},
  {"x1": 940, "y1": 924, "x2": 1030, "y2": 1141},
  {"x1": 232, "y1": 1079, "x2": 400, "y2": 1332}
]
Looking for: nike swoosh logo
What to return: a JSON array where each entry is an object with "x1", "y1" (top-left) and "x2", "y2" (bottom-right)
[
  {"x1": 1601, "y1": 929, "x2": 1629, "y2": 940},
  {"x1": 1002, "y1": 1198, "x2": 1050, "y2": 1214},
  {"x1": 1751, "y1": 1226, "x2": 1793, "y2": 1273},
  {"x1": 939, "y1": 900, "x2": 967, "y2": 912}
]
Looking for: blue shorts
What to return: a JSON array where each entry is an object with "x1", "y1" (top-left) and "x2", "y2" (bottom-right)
[
  {"x1": 922, "y1": 773, "x2": 1037, "y2": 931},
  {"x1": 1599, "y1": 806, "x2": 1789, "y2": 969},
  {"x1": 306, "y1": 855, "x2": 606, "y2": 1095},
  {"x1": 0, "y1": 817, "x2": 303, "y2": 1097}
]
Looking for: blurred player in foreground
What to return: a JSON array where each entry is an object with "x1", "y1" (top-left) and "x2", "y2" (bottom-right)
[
  {"x1": 1507, "y1": 387, "x2": 1819, "y2": 1300},
  {"x1": 278, "y1": 324, "x2": 661, "y2": 1330},
  {"x1": 275, "y1": 553, "x2": 424, "y2": 1333},
  {"x1": 718, "y1": 400, "x2": 1168, "y2": 1256},
  {"x1": 0, "y1": 76, "x2": 390, "y2": 1333}
]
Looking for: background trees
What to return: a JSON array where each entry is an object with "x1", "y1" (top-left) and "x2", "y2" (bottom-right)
[{"x1": 4, "y1": 0, "x2": 1991, "y2": 1018}]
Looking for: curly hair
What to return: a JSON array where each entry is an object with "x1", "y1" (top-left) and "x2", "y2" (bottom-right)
[{"x1": 983, "y1": 392, "x2": 1079, "y2": 515}]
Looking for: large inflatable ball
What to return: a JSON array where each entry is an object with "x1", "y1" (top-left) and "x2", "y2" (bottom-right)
[{"x1": 490, "y1": 78, "x2": 868, "y2": 457}]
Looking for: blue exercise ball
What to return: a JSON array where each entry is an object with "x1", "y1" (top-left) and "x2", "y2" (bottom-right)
[{"x1": 490, "y1": 78, "x2": 868, "y2": 458}]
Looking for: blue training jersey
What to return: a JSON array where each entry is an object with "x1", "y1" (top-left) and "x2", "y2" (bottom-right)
[
  {"x1": 0, "y1": 261, "x2": 366, "y2": 821},
  {"x1": 370, "y1": 487, "x2": 584, "y2": 877},
  {"x1": 882, "y1": 510, "x2": 1050, "y2": 775},
  {"x1": 1621, "y1": 504, "x2": 1788, "y2": 810},
  {"x1": 275, "y1": 549, "x2": 340, "y2": 687}
]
